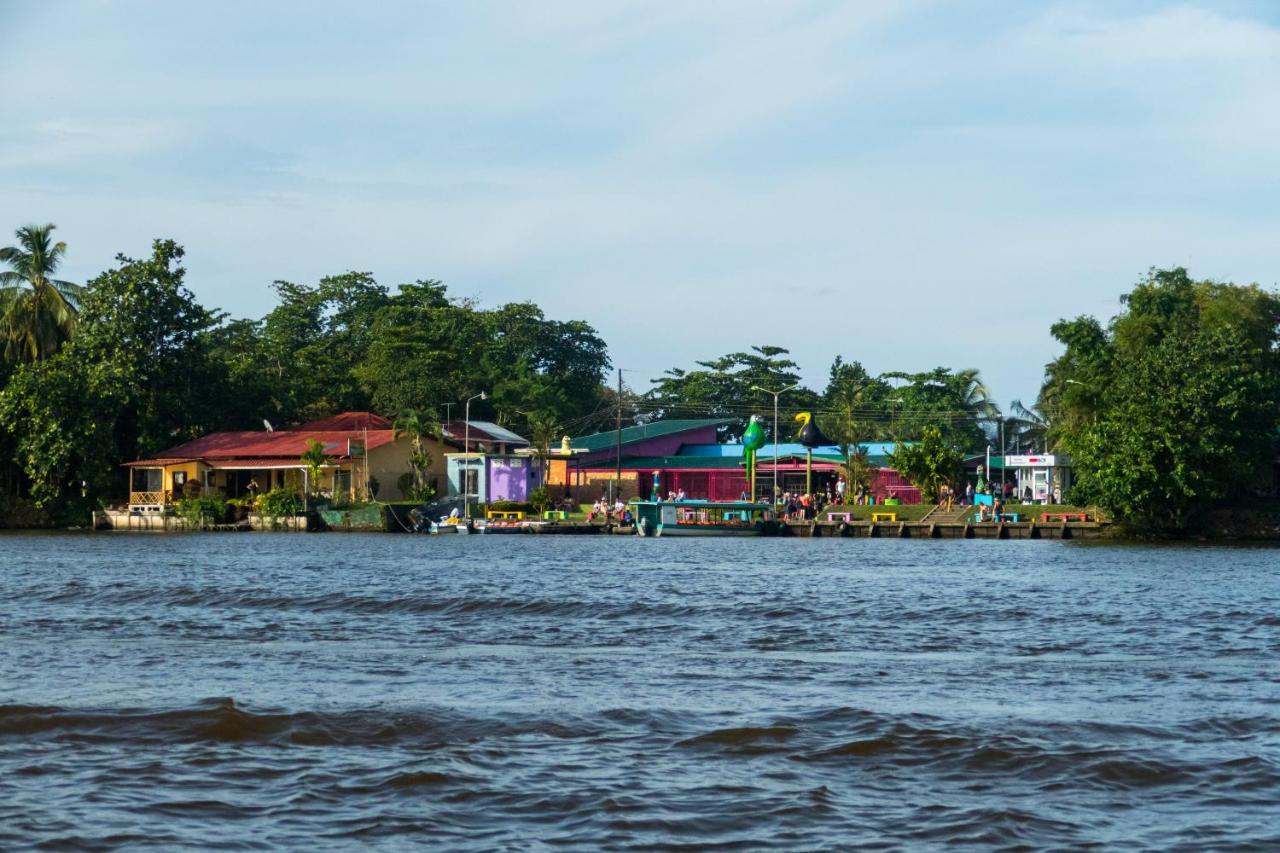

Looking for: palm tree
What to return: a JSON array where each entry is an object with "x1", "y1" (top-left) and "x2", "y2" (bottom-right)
[
  {"x1": 526, "y1": 411, "x2": 561, "y2": 484},
  {"x1": 1004, "y1": 399, "x2": 1051, "y2": 453},
  {"x1": 393, "y1": 409, "x2": 440, "y2": 500},
  {"x1": 0, "y1": 224, "x2": 83, "y2": 364}
]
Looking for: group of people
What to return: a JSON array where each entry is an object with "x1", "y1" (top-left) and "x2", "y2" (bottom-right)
[
  {"x1": 588, "y1": 496, "x2": 634, "y2": 525},
  {"x1": 937, "y1": 480, "x2": 1063, "y2": 509},
  {"x1": 778, "y1": 491, "x2": 827, "y2": 521}
]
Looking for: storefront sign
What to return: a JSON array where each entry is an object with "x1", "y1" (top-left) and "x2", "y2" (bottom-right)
[{"x1": 1004, "y1": 455, "x2": 1055, "y2": 467}]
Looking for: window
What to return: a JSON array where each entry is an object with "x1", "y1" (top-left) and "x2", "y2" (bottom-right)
[
  {"x1": 172, "y1": 471, "x2": 187, "y2": 491},
  {"x1": 462, "y1": 469, "x2": 479, "y2": 497},
  {"x1": 131, "y1": 468, "x2": 162, "y2": 492}
]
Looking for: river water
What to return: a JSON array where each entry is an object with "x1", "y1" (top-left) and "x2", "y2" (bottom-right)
[{"x1": 1, "y1": 533, "x2": 1278, "y2": 849}]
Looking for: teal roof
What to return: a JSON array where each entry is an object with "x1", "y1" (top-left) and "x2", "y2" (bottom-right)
[
  {"x1": 612, "y1": 455, "x2": 745, "y2": 470},
  {"x1": 571, "y1": 418, "x2": 733, "y2": 453}
]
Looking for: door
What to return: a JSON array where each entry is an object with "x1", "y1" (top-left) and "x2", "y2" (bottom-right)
[{"x1": 1032, "y1": 469, "x2": 1049, "y2": 502}]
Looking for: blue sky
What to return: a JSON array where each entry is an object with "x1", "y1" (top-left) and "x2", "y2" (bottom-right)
[{"x1": 3, "y1": 1, "x2": 1279, "y2": 407}]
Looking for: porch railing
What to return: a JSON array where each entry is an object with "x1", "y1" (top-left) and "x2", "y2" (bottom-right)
[{"x1": 129, "y1": 490, "x2": 171, "y2": 507}]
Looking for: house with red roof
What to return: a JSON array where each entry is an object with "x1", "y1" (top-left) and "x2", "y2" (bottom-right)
[{"x1": 123, "y1": 411, "x2": 536, "y2": 512}]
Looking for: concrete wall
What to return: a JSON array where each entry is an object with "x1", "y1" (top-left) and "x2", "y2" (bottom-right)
[{"x1": 367, "y1": 437, "x2": 416, "y2": 501}]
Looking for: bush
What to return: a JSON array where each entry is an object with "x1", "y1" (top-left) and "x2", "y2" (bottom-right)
[
  {"x1": 257, "y1": 487, "x2": 302, "y2": 524},
  {"x1": 397, "y1": 472, "x2": 436, "y2": 503},
  {"x1": 0, "y1": 495, "x2": 52, "y2": 529},
  {"x1": 487, "y1": 499, "x2": 533, "y2": 513},
  {"x1": 177, "y1": 495, "x2": 229, "y2": 529},
  {"x1": 182, "y1": 479, "x2": 204, "y2": 498}
]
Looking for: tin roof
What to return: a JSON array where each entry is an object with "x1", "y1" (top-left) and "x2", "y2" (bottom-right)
[
  {"x1": 570, "y1": 419, "x2": 733, "y2": 453},
  {"x1": 440, "y1": 420, "x2": 529, "y2": 446},
  {"x1": 290, "y1": 411, "x2": 392, "y2": 431},
  {"x1": 139, "y1": 429, "x2": 395, "y2": 463}
]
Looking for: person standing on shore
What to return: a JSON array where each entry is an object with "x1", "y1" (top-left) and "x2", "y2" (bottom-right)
[
  {"x1": 836, "y1": 476, "x2": 847, "y2": 504},
  {"x1": 965, "y1": 482, "x2": 974, "y2": 505}
]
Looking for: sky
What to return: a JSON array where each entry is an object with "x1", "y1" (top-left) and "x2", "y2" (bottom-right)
[{"x1": 3, "y1": 0, "x2": 1279, "y2": 407}]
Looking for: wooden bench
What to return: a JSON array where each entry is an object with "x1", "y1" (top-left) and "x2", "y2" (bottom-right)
[
  {"x1": 541, "y1": 510, "x2": 567, "y2": 521},
  {"x1": 826, "y1": 511, "x2": 853, "y2": 523},
  {"x1": 1002, "y1": 513, "x2": 1021, "y2": 523},
  {"x1": 1042, "y1": 512, "x2": 1087, "y2": 523},
  {"x1": 871, "y1": 512, "x2": 897, "y2": 523},
  {"x1": 486, "y1": 510, "x2": 525, "y2": 521}
]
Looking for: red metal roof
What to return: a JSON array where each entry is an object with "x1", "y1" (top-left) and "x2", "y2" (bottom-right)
[
  {"x1": 141, "y1": 429, "x2": 396, "y2": 463},
  {"x1": 290, "y1": 411, "x2": 392, "y2": 431}
]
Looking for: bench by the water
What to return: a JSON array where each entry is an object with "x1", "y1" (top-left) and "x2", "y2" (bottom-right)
[
  {"x1": 1043, "y1": 512, "x2": 1087, "y2": 523},
  {"x1": 486, "y1": 510, "x2": 525, "y2": 521},
  {"x1": 871, "y1": 512, "x2": 897, "y2": 523}
]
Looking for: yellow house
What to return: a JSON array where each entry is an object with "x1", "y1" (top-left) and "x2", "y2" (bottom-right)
[{"x1": 123, "y1": 412, "x2": 446, "y2": 511}]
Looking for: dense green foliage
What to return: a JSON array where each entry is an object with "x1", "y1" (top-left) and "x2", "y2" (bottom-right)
[
  {"x1": 0, "y1": 230, "x2": 613, "y2": 519},
  {"x1": 647, "y1": 346, "x2": 820, "y2": 440},
  {"x1": 257, "y1": 486, "x2": 302, "y2": 523},
  {"x1": 176, "y1": 495, "x2": 229, "y2": 528},
  {"x1": 5, "y1": 223, "x2": 1280, "y2": 536},
  {"x1": 1044, "y1": 268, "x2": 1280, "y2": 533},
  {"x1": 887, "y1": 426, "x2": 964, "y2": 502}
]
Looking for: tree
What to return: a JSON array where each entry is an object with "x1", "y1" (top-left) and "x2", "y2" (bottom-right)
[
  {"x1": 0, "y1": 353, "x2": 126, "y2": 514},
  {"x1": 73, "y1": 240, "x2": 222, "y2": 462},
  {"x1": 882, "y1": 367, "x2": 997, "y2": 450},
  {"x1": 526, "y1": 410, "x2": 561, "y2": 485},
  {"x1": 0, "y1": 223, "x2": 83, "y2": 364},
  {"x1": 647, "y1": 345, "x2": 819, "y2": 440},
  {"x1": 887, "y1": 425, "x2": 963, "y2": 502},
  {"x1": 1050, "y1": 268, "x2": 1280, "y2": 532},
  {"x1": 823, "y1": 358, "x2": 886, "y2": 493},
  {"x1": 1002, "y1": 399, "x2": 1050, "y2": 454},
  {"x1": 0, "y1": 239, "x2": 220, "y2": 514},
  {"x1": 393, "y1": 408, "x2": 440, "y2": 502},
  {"x1": 300, "y1": 438, "x2": 330, "y2": 498},
  {"x1": 257, "y1": 272, "x2": 389, "y2": 423}
]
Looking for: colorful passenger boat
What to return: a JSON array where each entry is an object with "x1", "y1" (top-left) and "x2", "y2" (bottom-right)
[{"x1": 633, "y1": 500, "x2": 775, "y2": 537}]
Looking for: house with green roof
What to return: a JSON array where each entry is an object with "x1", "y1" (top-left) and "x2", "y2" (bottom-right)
[{"x1": 548, "y1": 419, "x2": 919, "y2": 503}]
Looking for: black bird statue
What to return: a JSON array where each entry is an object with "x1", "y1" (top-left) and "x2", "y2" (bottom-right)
[{"x1": 794, "y1": 412, "x2": 834, "y2": 494}]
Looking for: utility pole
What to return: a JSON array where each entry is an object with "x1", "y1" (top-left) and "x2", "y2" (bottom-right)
[
  {"x1": 751, "y1": 383, "x2": 798, "y2": 503},
  {"x1": 614, "y1": 368, "x2": 623, "y2": 503},
  {"x1": 999, "y1": 419, "x2": 1006, "y2": 496}
]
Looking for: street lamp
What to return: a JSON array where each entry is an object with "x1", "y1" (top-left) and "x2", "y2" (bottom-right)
[
  {"x1": 751, "y1": 383, "x2": 798, "y2": 503},
  {"x1": 463, "y1": 391, "x2": 487, "y2": 520}
]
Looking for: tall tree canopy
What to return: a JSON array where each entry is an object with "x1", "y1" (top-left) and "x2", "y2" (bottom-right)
[
  {"x1": 647, "y1": 346, "x2": 820, "y2": 441},
  {"x1": 1, "y1": 240, "x2": 217, "y2": 511},
  {"x1": 1047, "y1": 267, "x2": 1280, "y2": 533}
]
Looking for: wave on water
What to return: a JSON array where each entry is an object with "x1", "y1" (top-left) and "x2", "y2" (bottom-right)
[
  {"x1": 5, "y1": 700, "x2": 1277, "y2": 797},
  {"x1": 29, "y1": 585, "x2": 721, "y2": 620}
]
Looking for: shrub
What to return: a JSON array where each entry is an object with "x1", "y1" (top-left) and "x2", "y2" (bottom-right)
[
  {"x1": 258, "y1": 487, "x2": 302, "y2": 526},
  {"x1": 177, "y1": 495, "x2": 229, "y2": 529},
  {"x1": 487, "y1": 500, "x2": 534, "y2": 513},
  {"x1": 182, "y1": 479, "x2": 204, "y2": 498},
  {"x1": 397, "y1": 471, "x2": 436, "y2": 503}
]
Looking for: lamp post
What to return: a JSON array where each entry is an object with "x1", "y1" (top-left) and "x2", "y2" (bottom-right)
[
  {"x1": 751, "y1": 383, "x2": 798, "y2": 504},
  {"x1": 463, "y1": 391, "x2": 487, "y2": 520}
]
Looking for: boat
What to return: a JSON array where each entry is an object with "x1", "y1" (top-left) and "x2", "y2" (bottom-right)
[{"x1": 633, "y1": 500, "x2": 775, "y2": 537}]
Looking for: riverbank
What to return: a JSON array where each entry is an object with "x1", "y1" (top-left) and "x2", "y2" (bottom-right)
[{"x1": 26, "y1": 499, "x2": 1280, "y2": 541}]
